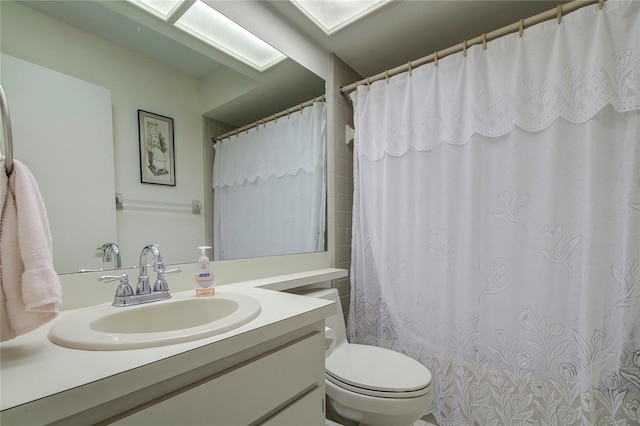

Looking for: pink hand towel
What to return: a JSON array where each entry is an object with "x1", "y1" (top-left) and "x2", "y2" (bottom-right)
[{"x1": 1, "y1": 156, "x2": 62, "y2": 342}]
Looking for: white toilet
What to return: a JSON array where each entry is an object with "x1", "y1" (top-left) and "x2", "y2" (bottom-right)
[{"x1": 299, "y1": 288, "x2": 433, "y2": 426}]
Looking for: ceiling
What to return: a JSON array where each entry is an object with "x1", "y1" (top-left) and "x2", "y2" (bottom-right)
[
  {"x1": 265, "y1": 0, "x2": 564, "y2": 79},
  {"x1": 17, "y1": 0, "x2": 565, "y2": 125},
  {"x1": 15, "y1": 0, "x2": 326, "y2": 127}
]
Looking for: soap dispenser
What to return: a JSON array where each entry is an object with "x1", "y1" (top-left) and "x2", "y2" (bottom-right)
[{"x1": 194, "y1": 246, "x2": 215, "y2": 296}]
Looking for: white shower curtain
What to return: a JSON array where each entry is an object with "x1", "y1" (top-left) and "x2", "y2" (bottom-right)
[
  {"x1": 213, "y1": 102, "x2": 326, "y2": 260},
  {"x1": 349, "y1": 2, "x2": 639, "y2": 425}
]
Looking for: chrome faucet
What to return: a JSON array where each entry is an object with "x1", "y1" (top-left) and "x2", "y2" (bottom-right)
[
  {"x1": 98, "y1": 242, "x2": 121, "y2": 268},
  {"x1": 137, "y1": 243, "x2": 164, "y2": 295},
  {"x1": 99, "y1": 244, "x2": 180, "y2": 307}
]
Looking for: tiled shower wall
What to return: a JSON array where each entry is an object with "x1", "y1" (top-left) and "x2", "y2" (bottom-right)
[{"x1": 328, "y1": 53, "x2": 361, "y2": 321}]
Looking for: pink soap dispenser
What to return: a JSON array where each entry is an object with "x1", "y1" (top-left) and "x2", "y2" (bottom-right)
[{"x1": 194, "y1": 246, "x2": 215, "y2": 296}]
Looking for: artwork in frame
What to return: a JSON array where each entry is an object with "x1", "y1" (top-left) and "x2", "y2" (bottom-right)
[{"x1": 138, "y1": 110, "x2": 175, "y2": 186}]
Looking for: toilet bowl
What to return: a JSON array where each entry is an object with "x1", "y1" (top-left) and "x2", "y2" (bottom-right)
[{"x1": 297, "y1": 288, "x2": 433, "y2": 426}]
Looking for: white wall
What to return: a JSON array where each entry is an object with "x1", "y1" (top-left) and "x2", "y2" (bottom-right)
[{"x1": 1, "y1": 1, "x2": 205, "y2": 269}]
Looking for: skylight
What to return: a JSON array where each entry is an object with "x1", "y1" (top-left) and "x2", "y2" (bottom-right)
[
  {"x1": 175, "y1": 1, "x2": 285, "y2": 71},
  {"x1": 127, "y1": 0, "x2": 286, "y2": 71},
  {"x1": 128, "y1": 0, "x2": 182, "y2": 19},
  {"x1": 290, "y1": 0, "x2": 392, "y2": 35}
]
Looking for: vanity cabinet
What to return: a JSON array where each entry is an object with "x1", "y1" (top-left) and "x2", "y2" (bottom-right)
[
  {"x1": 0, "y1": 272, "x2": 346, "y2": 426},
  {"x1": 0, "y1": 322, "x2": 328, "y2": 426},
  {"x1": 112, "y1": 331, "x2": 325, "y2": 425},
  {"x1": 261, "y1": 387, "x2": 325, "y2": 426}
]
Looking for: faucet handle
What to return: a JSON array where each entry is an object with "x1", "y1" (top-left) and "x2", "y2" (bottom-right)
[
  {"x1": 98, "y1": 274, "x2": 128, "y2": 283},
  {"x1": 136, "y1": 275, "x2": 152, "y2": 295},
  {"x1": 153, "y1": 268, "x2": 182, "y2": 292},
  {"x1": 98, "y1": 274, "x2": 134, "y2": 297}
]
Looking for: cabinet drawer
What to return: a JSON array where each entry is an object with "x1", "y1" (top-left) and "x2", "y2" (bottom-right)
[
  {"x1": 261, "y1": 386, "x2": 325, "y2": 426},
  {"x1": 114, "y1": 331, "x2": 324, "y2": 425}
]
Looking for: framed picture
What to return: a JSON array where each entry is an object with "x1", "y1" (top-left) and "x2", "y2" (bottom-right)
[{"x1": 138, "y1": 110, "x2": 175, "y2": 186}]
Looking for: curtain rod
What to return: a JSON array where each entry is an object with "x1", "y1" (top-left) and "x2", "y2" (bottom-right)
[
  {"x1": 340, "y1": 0, "x2": 602, "y2": 94},
  {"x1": 213, "y1": 94, "x2": 326, "y2": 142}
]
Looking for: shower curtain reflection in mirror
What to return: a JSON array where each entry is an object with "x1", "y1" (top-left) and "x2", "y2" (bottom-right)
[{"x1": 212, "y1": 102, "x2": 326, "y2": 260}]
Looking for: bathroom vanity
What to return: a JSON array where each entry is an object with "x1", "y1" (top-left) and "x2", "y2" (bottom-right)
[{"x1": 0, "y1": 269, "x2": 346, "y2": 425}]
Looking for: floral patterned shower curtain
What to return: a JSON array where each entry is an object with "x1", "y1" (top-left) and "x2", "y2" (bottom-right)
[{"x1": 348, "y1": 2, "x2": 640, "y2": 425}]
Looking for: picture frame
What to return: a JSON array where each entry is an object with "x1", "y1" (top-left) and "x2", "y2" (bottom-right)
[{"x1": 138, "y1": 110, "x2": 175, "y2": 186}]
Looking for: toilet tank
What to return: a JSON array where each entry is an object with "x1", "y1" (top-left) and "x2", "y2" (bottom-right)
[{"x1": 290, "y1": 287, "x2": 347, "y2": 347}]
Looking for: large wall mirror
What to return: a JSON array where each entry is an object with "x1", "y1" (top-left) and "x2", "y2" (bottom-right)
[{"x1": 0, "y1": 0, "x2": 326, "y2": 274}]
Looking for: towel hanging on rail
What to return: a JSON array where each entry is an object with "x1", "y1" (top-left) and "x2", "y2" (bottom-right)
[{"x1": 0, "y1": 157, "x2": 62, "y2": 342}]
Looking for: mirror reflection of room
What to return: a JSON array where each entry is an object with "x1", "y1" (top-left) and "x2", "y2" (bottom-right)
[
  {"x1": 211, "y1": 97, "x2": 326, "y2": 261},
  {"x1": 0, "y1": 0, "x2": 326, "y2": 274}
]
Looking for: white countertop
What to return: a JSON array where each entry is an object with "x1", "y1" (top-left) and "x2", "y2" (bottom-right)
[{"x1": 0, "y1": 268, "x2": 347, "y2": 421}]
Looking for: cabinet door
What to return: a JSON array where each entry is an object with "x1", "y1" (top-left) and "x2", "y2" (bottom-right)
[
  {"x1": 114, "y1": 332, "x2": 324, "y2": 426},
  {"x1": 261, "y1": 387, "x2": 325, "y2": 426}
]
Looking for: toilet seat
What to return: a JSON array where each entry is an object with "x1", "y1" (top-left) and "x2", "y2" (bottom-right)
[
  {"x1": 325, "y1": 343, "x2": 432, "y2": 399},
  {"x1": 326, "y1": 373, "x2": 431, "y2": 398}
]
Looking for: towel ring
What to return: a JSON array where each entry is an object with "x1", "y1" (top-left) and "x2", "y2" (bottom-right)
[{"x1": 0, "y1": 84, "x2": 14, "y2": 176}]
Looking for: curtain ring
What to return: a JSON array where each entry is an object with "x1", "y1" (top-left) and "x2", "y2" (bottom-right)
[
  {"x1": 482, "y1": 33, "x2": 487, "y2": 50},
  {"x1": 385, "y1": 70, "x2": 389, "y2": 83},
  {"x1": 463, "y1": 40, "x2": 467, "y2": 57},
  {"x1": 366, "y1": 77, "x2": 371, "y2": 90},
  {"x1": 557, "y1": 5, "x2": 562, "y2": 23},
  {"x1": 434, "y1": 51, "x2": 438, "y2": 66},
  {"x1": 408, "y1": 61, "x2": 413, "y2": 76},
  {"x1": 287, "y1": 108, "x2": 290, "y2": 119},
  {"x1": 519, "y1": 19, "x2": 524, "y2": 37},
  {"x1": 598, "y1": 0, "x2": 604, "y2": 9}
]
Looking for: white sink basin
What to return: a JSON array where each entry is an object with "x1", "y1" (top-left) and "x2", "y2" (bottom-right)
[{"x1": 48, "y1": 292, "x2": 261, "y2": 350}]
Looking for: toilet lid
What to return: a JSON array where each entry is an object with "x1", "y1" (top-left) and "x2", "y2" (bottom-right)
[{"x1": 326, "y1": 343, "x2": 432, "y2": 396}]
